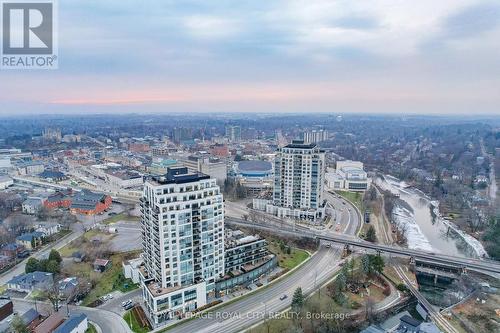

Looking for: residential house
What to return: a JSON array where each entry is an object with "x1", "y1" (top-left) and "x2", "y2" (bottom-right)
[
  {"x1": 7, "y1": 271, "x2": 53, "y2": 293},
  {"x1": 16, "y1": 231, "x2": 44, "y2": 250},
  {"x1": 395, "y1": 315, "x2": 439, "y2": 333},
  {"x1": 53, "y1": 313, "x2": 88, "y2": 333},
  {"x1": 35, "y1": 221, "x2": 61, "y2": 237},
  {"x1": 58, "y1": 277, "x2": 79, "y2": 298},
  {"x1": 1, "y1": 243, "x2": 25, "y2": 259},
  {"x1": 71, "y1": 251, "x2": 85, "y2": 263},
  {"x1": 34, "y1": 312, "x2": 65, "y2": 333},
  {"x1": 0, "y1": 300, "x2": 13, "y2": 322},
  {"x1": 93, "y1": 259, "x2": 111, "y2": 273},
  {"x1": 22, "y1": 197, "x2": 44, "y2": 215},
  {"x1": 0, "y1": 255, "x2": 10, "y2": 270},
  {"x1": 21, "y1": 308, "x2": 42, "y2": 329}
]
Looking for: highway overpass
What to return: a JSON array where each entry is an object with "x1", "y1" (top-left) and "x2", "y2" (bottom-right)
[{"x1": 226, "y1": 218, "x2": 500, "y2": 275}]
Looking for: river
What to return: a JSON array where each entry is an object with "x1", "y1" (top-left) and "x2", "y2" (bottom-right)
[{"x1": 375, "y1": 175, "x2": 487, "y2": 258}]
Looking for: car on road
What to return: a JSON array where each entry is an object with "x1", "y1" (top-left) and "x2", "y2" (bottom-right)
[
  {"x1": 124, "y1": 302, "x2": 135, "y2": 310},
  {"x1": 279, "y1": 294, "x2": 288, "y2": 301},
  {"x1": 121, "y1": 300, "x2": 132, "y2": 308}
]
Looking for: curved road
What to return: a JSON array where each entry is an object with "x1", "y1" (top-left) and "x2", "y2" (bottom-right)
[{"x1": 165, "y1": 192, "x2": 361, "y2": 333}]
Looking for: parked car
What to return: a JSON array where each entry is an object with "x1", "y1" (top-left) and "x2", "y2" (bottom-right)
[
  {"x1": 124, "y1": 302, "x2": 135, "y2": 310},
  {"x1": 122, "y1": 300, "x2": 132, "y2": 308}
]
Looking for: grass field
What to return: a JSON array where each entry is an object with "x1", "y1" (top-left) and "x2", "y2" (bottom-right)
[
  {"x1": 81, "y1": 251, "x2": 140, "y2": 306},
  {"x1": 124, "y1": 310, "x2": 151, "y2": 333},
  {"x1": 103, "y1": 212, "x2": 140, "y2": 225},
  {"x1": 59, "y1": 229, "x2": 111, "y2": 257},
  {"x1": 335, "y1": 190, "x2": 364, "y2": 210},
  {"x1": 86, "y1": 323, "x2": 98, "y2": 333},
  {"x1": 268, "y1": 241, "x2": 310, "y2": 270}
]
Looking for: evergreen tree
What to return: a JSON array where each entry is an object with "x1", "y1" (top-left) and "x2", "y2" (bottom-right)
[
  {"x1": 361, "y1": 254, "x2": 371, "y2": 275},
  {"x1": 291, "y1": 287, "x2": 304, "y2": 311},
  {"x1": 48, "y1": 249, "x2": 62, "y2": 263},
  {"x1": 336, "y1": 271, "x2": 347, "y2": 291},
  {"x1": 332, "y1": 278, "x2": 347, "y2": 305},
  {"x1": 10, "y1": 315, "x2": 29, "y2": 333},
  {"x1": 25, "y1": 258, "x2": 40, "y2": 273},
  {"x1": 365, "y1": 225, "x2": 377, "y2": 243},
  {"x1": 45, "y1": 260, "x2": 61, "y2": 274},
  {"x1": 369, "y1": 255, "x2": 385, "y2": 274}
]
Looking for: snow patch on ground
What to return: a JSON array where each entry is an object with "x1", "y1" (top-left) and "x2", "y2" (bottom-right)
[{"x1": 392, "y1": 205, "x2": 434, "y2": 252}]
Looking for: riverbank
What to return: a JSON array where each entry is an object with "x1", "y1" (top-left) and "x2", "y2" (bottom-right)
[{"x1": 376, "y1": 175, "x2": 487, "y2": 258}]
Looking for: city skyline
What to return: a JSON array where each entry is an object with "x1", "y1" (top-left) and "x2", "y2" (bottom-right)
[{"x1": 1, "y1": 0, "x2": 500, "y2": 115}]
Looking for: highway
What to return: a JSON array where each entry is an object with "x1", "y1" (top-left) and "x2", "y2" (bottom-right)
[
  {"x1": 225, "y1": 219, "x2": 500, "y2": 276},
  {"x1": 13, "y1": 175, "x2": 489, "y2": 332},
  {"x1": 160, "y1": 194, "x2": 361, "y2": 333}
]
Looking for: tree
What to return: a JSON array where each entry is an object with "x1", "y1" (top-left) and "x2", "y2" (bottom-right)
[
  {"x1": 235, "y1": 182, "x2": 247, "y2": 199},
  {"x1": 364, "y1": 297, "x2": 375, "y2": 322},
  {"x1": 291, "y1": 287, "x2": 304, "y2": 312},
  {"x1": 36, "y1": 206, "x2": 50, "y2": 220},
  {"x1": 10, "y1": 315, "x2": 29, "y2": 333},
  {"x1": 45, "y1": 280, "x2": 61, "y2": 312},
  {"x1": 45, "y1": 260, "x2": 61, "y2": 274},
  {"x1": 331, "y1": 278, "x2": 347, "y2": 306},
  {"x1": 60, "y1": 212, "x2": 77, "y2": 230},
  {"x1": 369, "y1": 255, "x2": 385, "y2": 274},
  {"x1": 48, "y1": 249, "x2": 62, "y2": 263},
  {"x1": 364, "y1": 225, "x2": 377, "y2": 243},
  {"x1": 361, "y1": 254, "x2": 371, "y2": 275},
  {"x1": 336, "y1": 270, "x2": 347, "y2": 291},
  {"x1": 25, "y1": 257, "x2": 40, "y2": 273}
]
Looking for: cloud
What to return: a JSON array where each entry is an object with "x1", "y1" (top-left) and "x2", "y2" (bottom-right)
[
  {"x1": 182, "y1": 15, "x2": 241, "y2": 40},
  {"x1": 334, "y1": 15, "x2": 380, "y2": 30},
  {"x1": 443, "y1": 2, "x2": 500, "y2": 39},
  {"x1": 1, "y1": 0, "x2": 500, "y2": 115}
]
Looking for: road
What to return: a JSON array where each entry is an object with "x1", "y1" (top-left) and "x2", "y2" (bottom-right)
[
  {"x1": 0, "y1": 225, "x2": 84, "y2": 285},
  {"x1": 11, "y1": 297, "x2": 132, "y2": 333},
  {"x1": 227, "y1": 218, "x2": 500, "y2": 276},
  {"x1": 163, "y1": 192, "x2": 361, "y2": 333}
]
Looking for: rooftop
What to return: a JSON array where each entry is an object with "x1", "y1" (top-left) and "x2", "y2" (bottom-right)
[
  {"x1": 8, "y1": 271, "x2": 53, "y2": 286},
  {"x1": 150, "y1": 167, "x2": 210, "y2": 185},
  {"x1": 146, "y1": 280, "x2": 184, "y2": 297},
  {"x1": 53, "y1": 313, "x2": 87, "y2": 333},
  {"x1": 21, "y1": 308, "x2": 40, "y2": 325},
  {"x1": 237, "y1": 160, "x2": 273, "y2": 172},
  {"x1": 283, "y1": 140, "x2": 317, "y2": 149}
]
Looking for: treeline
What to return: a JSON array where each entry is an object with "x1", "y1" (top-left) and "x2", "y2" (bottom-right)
[
  {"x1": 223, "y1": 178, "x2": 247, "y2": 200},
  {"x1": 25, "y1": 249, "x2": 62, "y2": 274}
]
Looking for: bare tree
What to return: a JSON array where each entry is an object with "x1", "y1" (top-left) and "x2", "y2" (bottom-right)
[
  {"x1": 60, "y1": 212, "x2": 77, "y2": 230},
  {"x1": 364, "y1": 297, "x2": 375, "y2": 323}
]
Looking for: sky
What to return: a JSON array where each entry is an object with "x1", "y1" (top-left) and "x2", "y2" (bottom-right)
[{"x1": 1, "y1": 0, "x2": 500, "y2": 115}]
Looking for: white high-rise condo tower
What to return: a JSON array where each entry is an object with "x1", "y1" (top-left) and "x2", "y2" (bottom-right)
[
  {"x1": 139, "y1": 167, "x2": 224, "y2": 326},
  {"x1": 260, "y1": 140, "x2": 326, "y2": 221}
]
